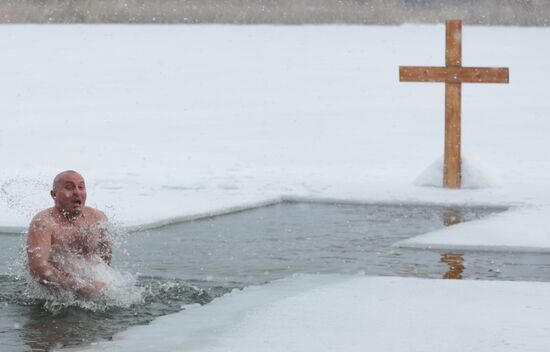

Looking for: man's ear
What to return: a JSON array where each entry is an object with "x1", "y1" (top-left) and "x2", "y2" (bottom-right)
[{"x1": 50, "y1": 190, "x2": 56, "y2": 199}]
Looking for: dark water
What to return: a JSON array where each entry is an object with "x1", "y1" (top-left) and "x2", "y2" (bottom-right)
[{"x1": 1, "y1": 202, "x2": 548, "y2": 352}]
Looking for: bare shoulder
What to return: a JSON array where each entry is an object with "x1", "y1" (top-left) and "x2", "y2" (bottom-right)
[
  {"x1": 27, "y1": 209, "x2": 56, "y2": 244},
  {"x1": 84, "y1": 206, "x2": 108, "y2": 223},
  {"x1": 29, "y1": 208, "x2": 56, "y2": 230}
]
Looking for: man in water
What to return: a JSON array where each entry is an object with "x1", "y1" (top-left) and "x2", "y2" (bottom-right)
[{"x1": 27, "y1": 170, "x2": 111, "y2": 297}]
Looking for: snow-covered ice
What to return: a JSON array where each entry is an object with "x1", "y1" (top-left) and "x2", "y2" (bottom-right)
[
  {"x1": 1, "y1": 25, "x2": 549, "y2": 239},
  {"x1": 395, "y1": 205, "x2": 550, "y2": 253},
  {"x1": 1, "y1": 24, "x2": 549, "y2": 351},
  {"x1": 73, "y1": 275, "x2": 550, "y2": 352},
  {"x1": 0, "y1": 24, "x2": 548, "y2": 253}
]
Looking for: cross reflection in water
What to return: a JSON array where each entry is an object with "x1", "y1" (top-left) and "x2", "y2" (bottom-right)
[{"x1": 441, "y1": 208, "x2": 465, "y2": 280}]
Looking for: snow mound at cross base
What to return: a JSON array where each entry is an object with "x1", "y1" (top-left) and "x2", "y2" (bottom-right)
[{"x1": 414, "y1": 156, "x2": 502, "y2": 189}]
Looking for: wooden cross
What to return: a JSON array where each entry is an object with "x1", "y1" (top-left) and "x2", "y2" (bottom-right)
[{"x1": 399, "y1": 20, "x2": 509, "y2": 189}]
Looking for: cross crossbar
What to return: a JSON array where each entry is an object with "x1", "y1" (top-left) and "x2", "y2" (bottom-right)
[{"x1": 400, "y1": 67, "x2": 509, "y2": 84}]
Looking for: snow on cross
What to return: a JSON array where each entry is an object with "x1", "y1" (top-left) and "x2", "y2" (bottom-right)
[{"x1": 399, "y1": 20, "x2": 509, "y2": 189}]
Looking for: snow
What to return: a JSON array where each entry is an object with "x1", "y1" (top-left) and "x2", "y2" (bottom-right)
[
  {"x1": 1, "y1": 24, "x2": 549, "y2": 351},
  {"x1": 414, "y1": 155, "x2": 502, "y2": 189},
  {"x1": 72, "y1": 275, "x2": 550, "y2": 352},
  {"x1": 1, "y1": 25, "x2": 548, "y2": 233},
  {"x1": 395, "y1": 204, "x2": 550, "y2": 253}
]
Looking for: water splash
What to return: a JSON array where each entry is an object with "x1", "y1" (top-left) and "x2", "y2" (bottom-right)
[
  {"x1": 0, "y1": 173, "x2": 145, "y2": 313},
  {"x1": 9, "y1": 220, "x2": 144, "y2": 313},
  {"x1": 26, "y1": 260, "x2": 144, "y2": 312},
  {"x1": 0, "y1": 176, "x2": 51, "y2": 218}
]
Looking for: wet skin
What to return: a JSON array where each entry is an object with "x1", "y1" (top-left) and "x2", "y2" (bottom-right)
[{"x1": 26, "y1": 171, "x2": 111, "y2": 297}]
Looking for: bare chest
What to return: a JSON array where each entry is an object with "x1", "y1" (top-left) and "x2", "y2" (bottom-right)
[{"x1": 50, "y1": 223, "x2": 102, "y2": 256}]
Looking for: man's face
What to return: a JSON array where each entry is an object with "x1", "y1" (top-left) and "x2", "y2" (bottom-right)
[{"x1": 51, "y1": 172, "x2": 87, "y2": 217}]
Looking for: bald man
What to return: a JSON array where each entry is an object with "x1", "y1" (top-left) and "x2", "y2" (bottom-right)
[{"x1": 27, "y1": 170, "x2": 111, "y2": 297}]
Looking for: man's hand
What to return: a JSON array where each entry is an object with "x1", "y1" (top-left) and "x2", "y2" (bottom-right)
[{"x1": 77, "y1": 280, "x2": 106, "y2": 297}]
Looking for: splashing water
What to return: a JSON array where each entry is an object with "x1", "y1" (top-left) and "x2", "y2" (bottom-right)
[
  {"x1": 9, "y1": 220, "x2": 144, "y2": 313},
  {"x1": 0, "y1": 176, "x2": 51, "y2": 219},
  {"x1": 25, "y1": 258, "x2": 144, "y2": 313},
  {"x1": 0, "y1": 174, "x2": 145, "y2": 312}
]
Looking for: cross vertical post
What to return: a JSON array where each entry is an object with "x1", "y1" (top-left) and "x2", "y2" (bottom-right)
[
  {"x1": 399, "y1": 20, "x2": 509, "y2": 189},
  {"x1": 444, "y1": 20, "x2": 462, "y2": 188}
]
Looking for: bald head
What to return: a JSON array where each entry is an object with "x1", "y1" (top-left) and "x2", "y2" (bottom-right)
[
  {"x1": 52, "y1": 170, "x2": 82, "y2": 190},
  {"x1": 51, "y1": 170, "x2": 87, "y2": 217}
]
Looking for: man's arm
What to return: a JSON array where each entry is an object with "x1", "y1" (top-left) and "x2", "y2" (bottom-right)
[
  {"x1": 27, "y1": 216, "x2": 102, "y2": 296},
  {"x1": 95, "y1": 211, "x2": 112, "y2": 265},
  {"x1": 27, "y1": 217, "x2": 76, "y2": 288},
  {"x1": 97, "y1": 235, "x2": 112, "y2": 265}
]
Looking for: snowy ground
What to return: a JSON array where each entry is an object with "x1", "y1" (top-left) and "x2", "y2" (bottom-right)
[
  {"x1": 73, "y1": 275, "x2": 550, "y2": 352},
  {"x1": 0, "y1": 24, "x2": 548, "y2": 251},
  {"x1": 1, "y1": 24, "x2": 549, "y2": 351}
]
